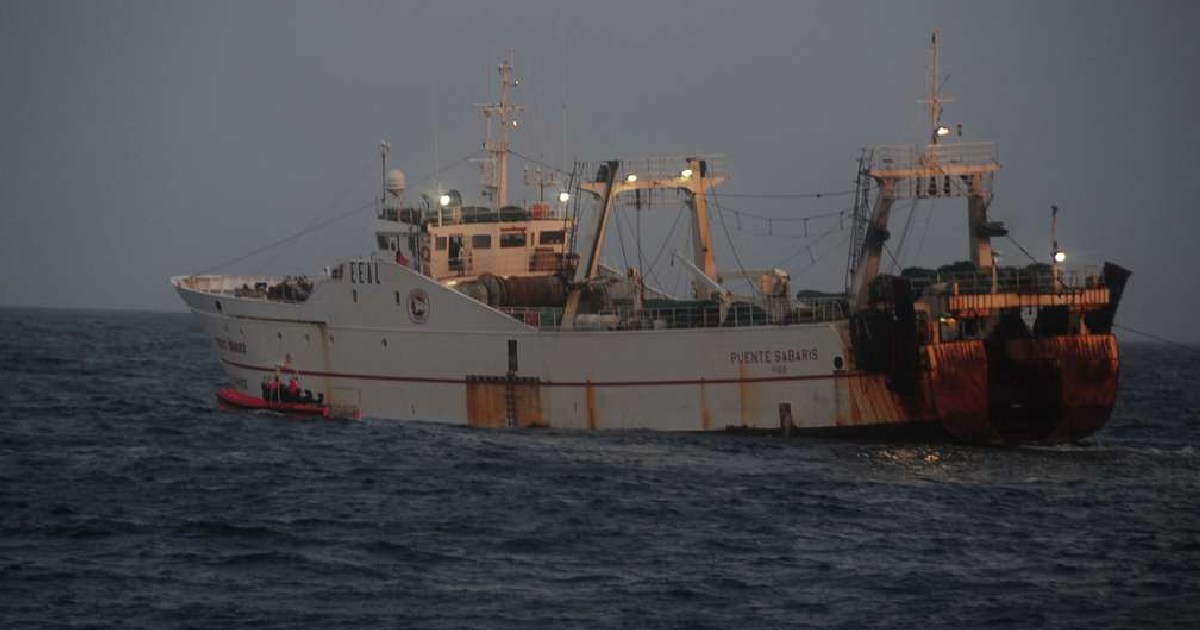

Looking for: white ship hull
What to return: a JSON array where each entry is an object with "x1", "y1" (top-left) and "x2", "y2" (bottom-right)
[
  {"x1": 175, "y1": 264, "x2": 921, "y2": 433},
  {"x1": 174, "y1": 43, "x2": 1126, "y2": 444}
]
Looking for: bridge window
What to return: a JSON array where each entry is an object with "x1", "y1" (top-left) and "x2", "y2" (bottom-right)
[
  {"x1": 472, "y1": 234, "x2": 492, "y2": 249},
  {"x1": 539, "y1": 230, "x2": 565, "y2": 245},
  {"x1": 435, "y1": 236, "x2": 447, "y2": 251},
  {"x1": 499, "y1": 232, "x2": 527, "y2": 248}
]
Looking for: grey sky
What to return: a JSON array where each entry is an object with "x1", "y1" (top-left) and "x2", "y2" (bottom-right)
[{"x1": 2, "y1": 1, "x2": 1198, "y2": 343}]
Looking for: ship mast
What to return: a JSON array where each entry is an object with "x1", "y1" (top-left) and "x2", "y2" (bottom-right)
[
  {"x1": 920, "y1": 30, "x2": 954, "y2": 146},
  {"x1": 850, "y1": 31, "x2": 1002, "y2": 311},
  {"x1": 478, "y1": 51, "x2": 522, "y2": 207}
]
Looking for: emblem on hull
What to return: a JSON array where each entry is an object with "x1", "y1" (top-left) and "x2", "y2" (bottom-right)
[{"x1": 408, "y1": 288, "x2": 429, "y2": 324}]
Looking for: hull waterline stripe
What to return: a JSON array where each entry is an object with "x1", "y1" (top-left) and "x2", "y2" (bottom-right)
[{"x1": 221, "y1": 358, "x2": 867, "y2": 387}]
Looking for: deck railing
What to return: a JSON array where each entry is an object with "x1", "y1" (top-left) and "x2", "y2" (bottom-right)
[
  {"x1": 898, "y1": 265, "x2": 1106, "y2": 298},
  {"x1": 175, "y1": 274, "x2": 313, "y2": 303},
  {"x1": 867, "y1": 142, "x2": 999, "y2": 173},
  {"x1": 175, "y1": 275, "x2": 283, "y2": 294},
  {"x1": 593, "y1": 154, "x2": 729, "y2": 183},
  {"x1": 497, "y1": 295, "x2": 847, "y2": 332}
]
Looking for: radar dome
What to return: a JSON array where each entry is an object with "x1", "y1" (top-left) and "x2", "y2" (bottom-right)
[{"x1": 385, "y1": 169, "x2": 406, "y2": 195}]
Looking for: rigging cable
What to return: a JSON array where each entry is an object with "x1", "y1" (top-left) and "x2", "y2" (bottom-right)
[
  {"x1": 560, "y1": 164, "x2": 579, "y2": 251},
  {"x1": 791, "y1": 230, "x2": 854, "y2": 281},
  {"x1": 890, "y1": 199, "x2": 913, "y2": 270},
  {"x1": 718, "y1": 189, "x2": 854, "y2": 199},
  {"x1": 891, "y1": 196, "x2": 921, "y2": 272},
  {"x1": 881, "y1": 242, "x2": 904, "y2": 275},
  {"x1": 643, "y1": 203, "x2": 689, "y2": 293},
  {"x1": 770, "y1": 222, "x2": 850, "y2": 269},
  {"x1": 847, "y1": 151, "x2": 871, "y2": 290},
  {"x1": 720, "y1": 205, "x2": 849, "y2": 224},
  {"x1": 509, "y1": 148, "x2": 573, "y2": 176},
  {"x1": 912, "y1": 197, "x2": 935, "y2": 266},
  {"x1": 1004, "y1": 234, "x2": 1042, "y2": 264},
  {"x1": 276, "y1": 159, "x2": 382, "y2": 270},
  {"x1": 709, "y1": 190, "x2": 762, "y2": 299},
  {"x1": 721, "y1": 217, "x2": 850, "y2": 240},
  {"x1": 636, "y1": 195, "x2": 644, "y2": 298},
  {"x1": 197, "y1": 200, "x2": 377, "y2": 275},
  {"x1": 1113, "y1": 324, "x2": 1200, "y2": 354},
  {"x1": 195, "y1": 150, "x2": 483, "y2": 275},
  {"x1": 611, "y1": 204, "x2": 632, "y2": 272},
  {"x1": 715, "y1": 200, "x2": 851, "y2": 240}
]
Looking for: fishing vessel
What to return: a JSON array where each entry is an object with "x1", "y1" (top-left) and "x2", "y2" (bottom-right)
[{"x1": 174, "y1": 40, "x2": 1129, "y2": 444}]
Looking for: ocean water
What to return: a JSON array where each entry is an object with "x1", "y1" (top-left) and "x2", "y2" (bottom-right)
[{"x1": 1, "y1": 307, "x2": 1198, "y2": 629}]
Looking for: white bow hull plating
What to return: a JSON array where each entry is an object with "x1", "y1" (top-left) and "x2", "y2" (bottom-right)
[{"x1": 175, "y1": 263, "x2": 919, "y2": 432}]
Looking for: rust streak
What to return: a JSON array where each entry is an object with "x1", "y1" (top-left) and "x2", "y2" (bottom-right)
[
  {"x1": 513, "y1": 381, "x2": 545, "y2": 427},
  {"x1": 925, "y1": 340, "x2": 994, "y2": 442},
  {"x1": 465, "y1": 380, "x2": 507, "y2": 428},
  {"x1": 585, "y1": 380, "x2": 598, "y2": 431},
  {"x1": 832, "y1": 371, "x2": 848, "y2": 426},
  {"x1": 738, "y1": 362, "x2": 751, "y2": 427}
]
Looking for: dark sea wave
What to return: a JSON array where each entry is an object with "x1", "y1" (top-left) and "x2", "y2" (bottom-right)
[{"x1": 1, "y1": 307, "x2": 1197, "y2": 629}]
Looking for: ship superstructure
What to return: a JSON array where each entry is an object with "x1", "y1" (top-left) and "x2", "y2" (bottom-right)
[{"x1": 174, "y1": 39, "x2": 1128, "y2": 444}]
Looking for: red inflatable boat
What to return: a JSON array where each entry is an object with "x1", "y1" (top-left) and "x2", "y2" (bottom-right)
[{"x1": 217, "y1": 388, "x2": 330, "y2": 417}]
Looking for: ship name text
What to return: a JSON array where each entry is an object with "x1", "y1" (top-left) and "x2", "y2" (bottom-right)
[
  {"x1": 729, "y1": 347, "x2": 819, "y2": 365},
  {"x1": 215, "y1": 337, "x2": 247, "y2": 354}
]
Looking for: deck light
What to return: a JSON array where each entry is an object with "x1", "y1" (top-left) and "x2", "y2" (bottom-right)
[
  {"x1": 1053, "y1": 250, "x2": 1066, "y2": 263},
  {"x1": 625, "y1": 174, "x2": 638, "y2": 183},
  {"x1": 936, "y1": 125, "x2": 951, "y2": 137},
  {"x1": 680, "y1": 168, "x2": 693, "y2": 178},
  {"x1": 558, "y1": 191, "x2": 570, "y2": 203},
  {"x1": 439, "y1": 194, "x2": 451, "y2": 207}
]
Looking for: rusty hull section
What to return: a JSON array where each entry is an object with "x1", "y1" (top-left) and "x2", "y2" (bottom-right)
[
  {"x1": 833, "y1": 373, "x2": 923, "y2": 427},
  {"x1": 456, "y1": 328, "x2": 1117, "y2": 443},
  {"x1": 917, "y1": 334, "x2": 1119, "y2": 444},
  {"x1": 465, "y1": 376, "x2": 545, "y2": 428},
  {"x1": 833, "y1": 320, "x2": 927, "y2": 429},
  {"x1": 832, "y1": 334, "x2": 1120, "y2": 444},
  {"x1": 991, "y1": 334, "x2": 1119, "y2": 444},
  {"x1": 845, "y1": 270, "x2": 1123, "y2": 444},
  {"x1": 923, "y1": 340, "x2": 996, "y2": 443}
]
